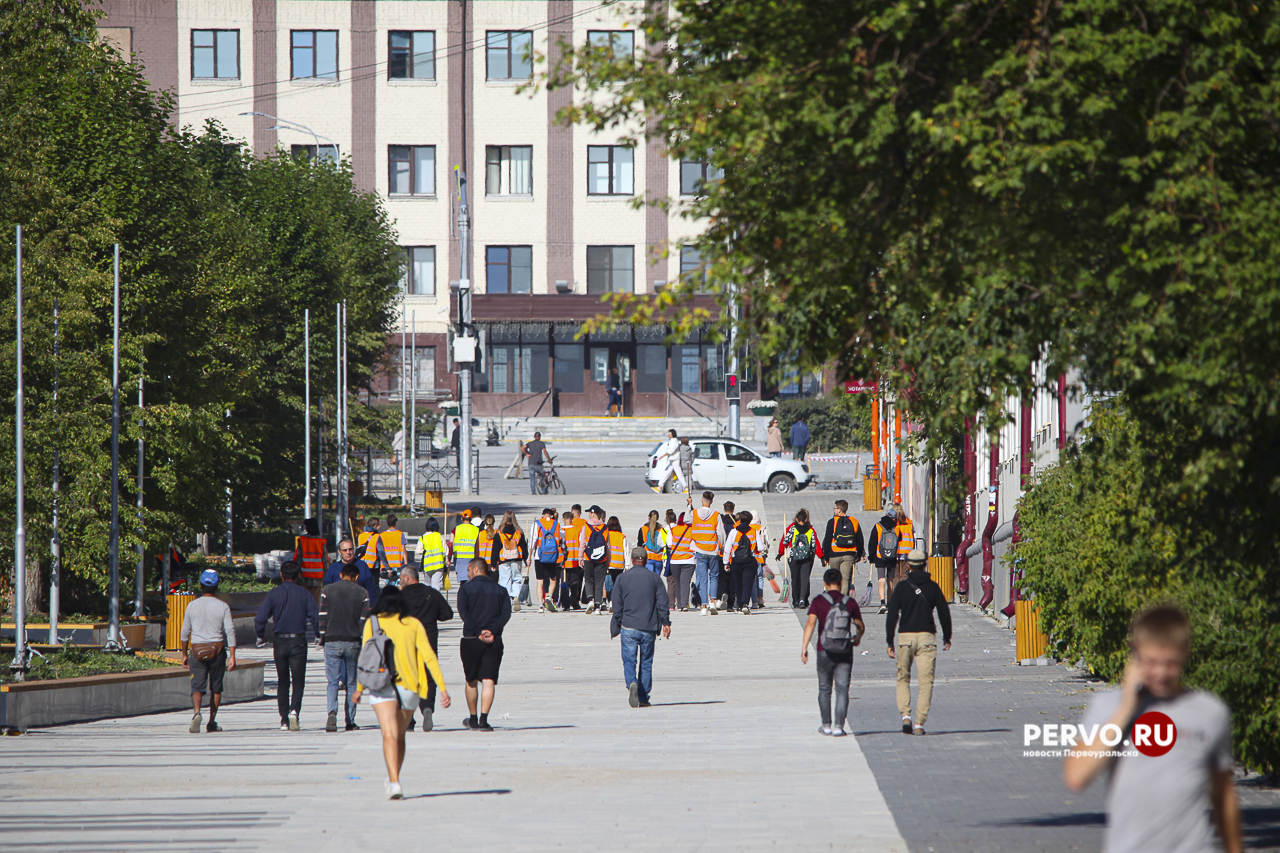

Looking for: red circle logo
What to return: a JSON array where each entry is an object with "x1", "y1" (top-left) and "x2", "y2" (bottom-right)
[{"x1": 1131, "y1": 711, "x2": 1177, "y2": 757}]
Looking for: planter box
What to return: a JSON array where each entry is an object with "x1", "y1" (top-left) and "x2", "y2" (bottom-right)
[
  {"x1": 2, "y1": 622, "x2": 158, "y2": 649},
  {"x1": 217, "y1": 592, "x2": 269, "y2": 611},
  {"x1": 0, "y1": 660, "x2": 265, "y2": 731}
]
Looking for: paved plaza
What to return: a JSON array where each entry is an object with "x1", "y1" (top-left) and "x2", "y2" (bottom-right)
[{"x1": 3, "y1": 485, "x2": 1278, "y2": 852}]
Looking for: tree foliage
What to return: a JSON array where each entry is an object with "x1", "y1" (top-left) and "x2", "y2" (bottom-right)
[
  {"x1": 0, "y1": 0, "x2": 402, "y2": 605},
  {"x1": 775, "y1": 390, "x2": 872, "y2": 452}
]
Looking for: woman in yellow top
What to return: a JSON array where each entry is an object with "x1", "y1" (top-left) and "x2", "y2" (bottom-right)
[{"x1": 354, "y1": 586, "x2": 450, "y2": 800}]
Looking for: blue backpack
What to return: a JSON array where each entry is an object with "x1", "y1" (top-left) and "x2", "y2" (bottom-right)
[{"x1": 536, "y1": 520, "x2": 561, "y2": 562}]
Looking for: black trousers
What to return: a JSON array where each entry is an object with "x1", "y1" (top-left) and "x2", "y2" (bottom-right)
[
  {"x1": 583, "y1": 560, "x2": 608, "y2": 605},
  {"x1": 273, "y1": 635, "x2": 307, "y2": 720},
  {"x1": 790, "y1": 558, "x2": 814, "y2": 607},
  {"x1": 731, "y1": 559, "x2": 757, "y2": 610},
  {"x1": 561, "y1": 567, "x2": 583, "y2": 609},
  {"x1": 719, "y1": 559, "x2": 735, "y2": 608}
]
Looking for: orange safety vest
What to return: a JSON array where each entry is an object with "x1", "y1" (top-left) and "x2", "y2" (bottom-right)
[
  {"x1": 358, "y1": 530, "x2": 380, "y2": 568},
  {"x1": 498, "y1": 530, "x2": 523, "y2": 562},
  {"x1": 640, "y1": 524, "x2": 666, "y2": 561},
  {"x1": 669, "y1": 523, "x2": 695, "y2": 562},
  {"x1": 563, "y1": 518, "x2": 585, "y2": 566},
  {"x1": 727, "y1": 526, "x2": 759, "y2": 561},
  {"x1": 748, "y1": 523, "x2": 766, "y2": 565},
  {"x1": 690, "y1": 509, "x2": 720, "y2": 554},
  {"x1": 534, "y1": 518, "x2": 564, "y2": 563},
  {"x1": 830, "y1": 516, "x2": 860, "y2": 553},
  {"x1": 380, "y1": 529, "x2": 406, "y2": 569},
  {"x1": 294, "y1": 535, "x2": 328, "y2": 579},
  {"x1": 895, "y1": 519, "x2": 915, "y2": 555},
  {"x1": 607, "y1": 531, "x2": 626, "y2": 570},
  {"x1": 478, "y1": 528, "x2": 495, "y2": 562}
]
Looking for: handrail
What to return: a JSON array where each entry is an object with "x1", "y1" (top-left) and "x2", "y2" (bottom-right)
[
  {"x1": 667, "y1": 387, "x2": 722, "y2": 429},
  {"x1": 499, "y1": 388, "x2": 555, "y2": 438}
]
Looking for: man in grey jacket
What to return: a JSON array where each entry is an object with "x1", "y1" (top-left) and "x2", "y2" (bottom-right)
[
  {"x1": 180, "y1": 569, "x2": 237, "y2": 733},
  {"x1": 611, "y1": 548, "x2": 672, "y2": 708}
]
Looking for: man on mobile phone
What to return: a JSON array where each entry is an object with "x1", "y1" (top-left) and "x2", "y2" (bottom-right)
[{"x1": 1064, "y1": 604, "x2": 1242, "y2": 853}]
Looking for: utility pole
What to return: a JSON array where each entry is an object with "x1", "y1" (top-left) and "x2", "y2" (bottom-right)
[
  {"x1": 334, "y1": 302, "x2": 344, "y2": 546},
  {"x1": 106, "y1": 243, "x2": 123, "y2": 652},
  {"x1": 11, "y1": 226, "x2": 28, "y2": 677},
  {"x1": 456, "y1": 167, "x2": 475, "y2": 495},
  {"x1": 400, "y1": 302, "x2": 407, "y2": 505},
  {"x1": 727, "y1": 278, "x2": 740, "y2": 440},
  {"x1": 410, "y1": 310, "x2": 418, "y2": 510},
  {"x1": 134, "y1": 373, "x2": 144, "y2": 618},
  {"x1": 49, "y1": 298, "x2": 61, "y2": 645},
  {"x1": 305, "y1": 309, "x2": 311, "y2": 520},
  {"x1": 225, "y1": 408, "x2": 232, "y2": 567}
]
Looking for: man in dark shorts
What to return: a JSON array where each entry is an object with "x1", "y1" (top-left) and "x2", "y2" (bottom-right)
[{"x1": 456, "y1": 557, "x2": 512, "y2": 732}]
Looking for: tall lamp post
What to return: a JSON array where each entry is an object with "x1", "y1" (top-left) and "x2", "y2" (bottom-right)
[
  {"x1": 11, "y1": 226, "x2": 28, "y2": 677},
  {"x1": 239, "y1": 112, "x2": 338, "y2": 160}
]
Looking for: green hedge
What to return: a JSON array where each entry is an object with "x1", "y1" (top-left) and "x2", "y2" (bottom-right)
[
  {"x1": 1015, "y1": 407, "x2": 1279, "y2": 773},
  {"x1": 774, "y1": 391, "x2": 872, "y2": 452}
]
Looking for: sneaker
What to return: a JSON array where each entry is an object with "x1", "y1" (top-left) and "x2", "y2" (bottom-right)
[
  {"x1": 708, "y1": 603, "x2": 718, "y2": 615},
  {"x1": 326, "y1": 711, "x2": 338, "y2": 733},
  {"x1": 387, "y1": 781, "x2": 403, "y2": 800},
  {"x1": 280, "y1": 721, "x2": 289, "y2": 731},
  {"x1": 288, "y1": 713, "x2": 300, "y2": 732},
  {"x1": 345, "y1": 722, "x2": 359, "y2": 731},
  {"x1": 206, "y1": 721, "x2": 222, "y2": 733},
  {"x1": 462, "y1": 717, "x2": 478, "y2": 730},
  {"x1": 421, "y1": 709, "x2": 433, "y2": 732},
  {"x1": 638, "y1": 701, "x2": 651, "y2": 708},
  {"x1": 831, "y1": 727, "x2": 846, "y2": 737},
  {"x1": 538, "y1": 606, "x2": 545, "y2": 613},
  {"x1": 628, "y1": 682, "x2": 640, "y2": 708},
  {"x1": 585, "y1": 602, "x2": 597, "y2": 615},
  {"x1": 741, "y1": 607, "x2": 751, "y2": 615},
  {"x1": 914, "y1": 726, "x2": 926, "y2": 736},
  {"x1": 878, "y1": 604, "x2": 888, "y2": 614},
  {"x1": 700, "y1": 607, "x2": 708, "y2": 616},
  {"x1": 189, "y1": 713, "x2": 202, "y2": 734},
  {"x1": 680, "y1": 607, "x2": 689, "y2": 612},
  {"x1": 819, "y1": 725, "x2": 833, "y2": 736},
  {"x1": 902, "y1": 717, "x2": 913, "y2": 734},
  {"x1": 545, "y1": 600, "x2": 557, "y2": 613},
  {"x1": 512, "y1": 599, "x2": 522, "y2": 613},
  {"x1": 476, "y1": 719, "x2": 494, "y2": 732}
]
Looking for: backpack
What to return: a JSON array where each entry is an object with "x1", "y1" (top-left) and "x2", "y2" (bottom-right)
[
  {"x1": 789, "y1": 527, "x2": 815, "y2": 561},
  {"x1": 536, "y1": 520, "x2": 560, "y2": 562},
  {"x1": 645, "y1": 525, "x2": 663, "y2": 554},
  {"x1": 499, "y1": 530, "x2": 522, "y2": 561},
  {"x1": 834, "y1": 516, "x2": 858, "y2": 550},
  {"x1": 356, "y1": 615, "x2": 397, "y2": 693},
  {"x1": 585, "y1": 523, "x2": 609, "y2": 562},
  {"x1": 818, "y1": 592, "x2": 854, "y2": 655},
  {"x1": 877, "y1": 525, "x2": 898, "y2": 560},
  {"x1": 733, "y1": 528, "x2": 754, "y2": 560}
]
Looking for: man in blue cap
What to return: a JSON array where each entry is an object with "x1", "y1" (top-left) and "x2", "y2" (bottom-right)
[{"x1": 180, "y1": 569, "x2": 237, "y2": 733}]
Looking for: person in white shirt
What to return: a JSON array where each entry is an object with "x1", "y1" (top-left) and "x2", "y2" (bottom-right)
[{"x1": 651, "y1": 429, "x2": 681, "y2": 494}]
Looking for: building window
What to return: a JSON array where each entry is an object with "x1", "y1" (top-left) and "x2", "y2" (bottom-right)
[
  {"x1": 291, "y1": 30, "x2": 338, "y2": 79},
  {"x1": 587, "y1": 146, "x2": 634, "y2": 195},
  {"x1": 702, "y1": 344, "x2": 725, "y2": 393},
  {"x1": 489, "y1": 344, "x2": 548, "y2": 394},
  {"x1": 486, "y1": 31, "x2": 532, "y2": 80},
  {"x1": 291, "y1": 144, "x2": 339, "y2": 163},
  {"x1": 586, "y1": 30, "x2": 634, "y2": 60},
  {"x1": 486, "y1": 246, "x2": 533, "y2": 294},
  {"x1": 389, "y1": 31, "x2": 434, "y2": 79},
  {"x1": 679, "y1": 245, "x2": 710, "y2": 290},
  {"x1": 636, "y1": 345, "x2": 666, "y2": 393},
  {"x1": 485, "y1": 146, "x2": 532, "y2": 195},
  {"x1": 388, "y1": 145, "x2": 435, "y2": 196},
  {"x1": 587, "y1": 246, "x2": 634, "y2": 294},
  {"x1": 400, "y1": 247, "x2": 436, "y2": 296},
  {"x1": 192, "y1": 30, "x2": 239, "y2": 79},
  {"x1": 680, "y1": 154, "x2": 724, "y2": 195},
  {"x1": 411, "y1": 346, "x2": 436, "y2": 391},
  {"x1": 553, "y1": 344, "x2": 584, "y2": 394},
  {"x1": 673, "y1": 345, "x2": 701, "y2": 393}
]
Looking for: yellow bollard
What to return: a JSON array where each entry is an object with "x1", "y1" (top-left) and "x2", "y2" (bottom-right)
[
  {"x1": 166, "y1": 594, "x2": 196, "y2": 650},
  {"x1": 927, "y1": 555, "x2": 954, "y2": 602},
  {"x1": 862, "y1": 477, "x2": 882, "y2": 512},
  {"x1": 1015, "y1": 599, "x2": 1049, "y2": 662}
]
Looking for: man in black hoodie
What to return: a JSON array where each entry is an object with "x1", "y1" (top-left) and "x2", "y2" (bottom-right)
[
  {"x1": 866, "y1": 511, "x2": 900, "y2": 614},
  {"x1": 885, "y1": 548, "x2": 952, "y2": 736},
  {"x1": 400, "y1": 566, "x2": 454, "y2": 733}
]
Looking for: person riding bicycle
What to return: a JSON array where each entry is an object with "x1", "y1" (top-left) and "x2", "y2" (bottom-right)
[{"x1": 524, "y1": 431, "x2": 553, "y2": 496}]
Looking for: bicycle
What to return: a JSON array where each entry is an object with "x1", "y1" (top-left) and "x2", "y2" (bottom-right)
[{"x1": 535, "y1": 457, "x2": 566, "y2": 495}]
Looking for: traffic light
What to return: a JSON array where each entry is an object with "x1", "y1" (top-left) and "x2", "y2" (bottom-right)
[{"x1": 725, "y1": 373, "x2": 740, "y2": 400}]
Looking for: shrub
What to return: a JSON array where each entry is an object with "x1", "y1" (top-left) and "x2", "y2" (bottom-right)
[{"x1": 774, "y1": 390, "x2": 871, "y2": 452}]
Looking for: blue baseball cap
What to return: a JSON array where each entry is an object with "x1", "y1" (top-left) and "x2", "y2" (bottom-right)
[{"x1": 199, "y1": 569, "x2": 219, "y2": 587}]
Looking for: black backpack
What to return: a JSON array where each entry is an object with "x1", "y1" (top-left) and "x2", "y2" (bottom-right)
[
  {"x1": 585, "y1": 524, "x2": 609, "y2": 562},
  {"x1": 834, "y1": 517, "x2": 858, "y2": 550},
  {"x1": 733, "y1": 529, "x2": 754, "y2": 560}
]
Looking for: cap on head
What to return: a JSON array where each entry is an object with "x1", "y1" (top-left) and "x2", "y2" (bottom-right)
[
  {"x1": 199, "y1": 568, "x2": 220, "y2": 587},
  {"x1": 906, "y1": 548, "x2": 927, "y2": 566},
  {"x1": 631, "y1": 546, "x2": 648, "y2": 563}
]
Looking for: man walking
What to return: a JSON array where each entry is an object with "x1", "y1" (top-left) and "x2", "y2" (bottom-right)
[
  {"x1": 293, "y1": 517, "x2": 329, "y2": 604},
  {"x1": 802, "y1": 568, "x2": 866, "y2": 736},
  {"x1": 579, "y1": 505, "x2": 611, "y2": 615},
  {"x1": 611, "y1": 547, "x2": 672, "y2": 707},
  {"x1": 324, "y1": 538, "x2": 381, "y2": 606},
  {"x1": 789, "y1": 415, "x2": 810, "y2": 461},
  {"x1": 457, "y1": 558, "x2": 512, "y2": 731},
  {"x1": 255, "y1": 561, "x2": 320, "y2": 731},
  {"x1": 1063, "y1": 604, "x2": 1242, "y2": 853},
  {"x1": 528, "y1": 507, "x2": 564, "y2": 611},
  {"x1": 651, "y1": 429, "x2": 680, "y2": 494},
  {"x1": 524, "y1": 431, "x2": 553, "y2": 495},
  {"x1": 686, "y1": 491, "x2": 723, "y2": 615},
  {"x1": 821, "y1": 500, "x2": 864, "y2": 595},
  {"x1": 180, "y1": 569, "x2": 237, "y2": 733},
  {"x1": 885, "y1": 548, "x2": 952, "y2": 735},
  {"x1": 400, "y1": 566, "x2": 454, "y2": 732},
  {"x1": 319, "y1": 562, "x2": 369, "y2": 732}
]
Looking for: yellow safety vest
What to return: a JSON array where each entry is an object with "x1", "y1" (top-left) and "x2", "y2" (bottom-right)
[
  {"x1": 895, "y1": 520, "x2": 914, "y2": 555},
  {"x1": 358, "y1": 530, "x2": 379, "y2": 568},
  {"x1": 418, "y1": 531, "x2": 446, "y2": 573},
  {"x1": 380, "y1": 529, "x2": 406, "y2": 569},
  {"x1": 453, "y1": 522, "x2": 480, "y2": 559}
]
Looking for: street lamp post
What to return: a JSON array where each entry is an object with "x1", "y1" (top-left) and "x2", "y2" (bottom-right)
[{"x1": 239, "y1": 112, "x2": 337, "y2": 160}]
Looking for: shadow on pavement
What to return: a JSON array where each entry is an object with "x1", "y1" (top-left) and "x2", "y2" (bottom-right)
[
  {"x1": 975, "y1": 812, "x2": 1105, "y2": 828},
  {"x1": 851, "y1": 727, "x2": 1012, "y2": 737},
  {"x1": 648, "y1": 701, "x2": 726, "y2": 707},
  {"x1": 403, "y1": 789, "x2": 513, "y2": 799}
]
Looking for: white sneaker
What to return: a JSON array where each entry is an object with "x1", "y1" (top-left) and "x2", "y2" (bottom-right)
[
  {"x1": 585, "y1": 602, "x2": 596, "y2": 615},
  {"x1": 700, "y1": 607, "x2": 708, "y2": 616},
  {"x1": 819, "y1": 725, "x2": 832, "y2": 736},
  {"x1": 387, "y1": 781, "x2": 403, "y2": 800},
  {"x1": 831, "y1": 727, "x2": 846, "y2": 737},
  {"x1": 708, "y1": 603, "x2": 718, "y2": 615}
]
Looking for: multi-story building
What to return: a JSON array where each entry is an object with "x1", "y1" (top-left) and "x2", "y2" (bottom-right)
[{"x1": 97, "y1": 0, "x2": 809, "y2": 419}]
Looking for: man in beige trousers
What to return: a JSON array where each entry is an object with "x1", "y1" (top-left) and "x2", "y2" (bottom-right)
[{"x1": 885, "y1": 549, "x2": 952, "y2": 735}]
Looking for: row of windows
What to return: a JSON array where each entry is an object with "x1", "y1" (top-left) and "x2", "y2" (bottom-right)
[
  {"x1": 384, "y1": 144, "x2": 718, "y2": 198},
  {"x1": 190, "y1": 28, "x2": 632, "y2": 81},
  {"x1": 478, "y1": 343, "x2": 755, "y2": 395},
  {"x1": 399, "y1": 245, "x2": 706, "y2": 296}
]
